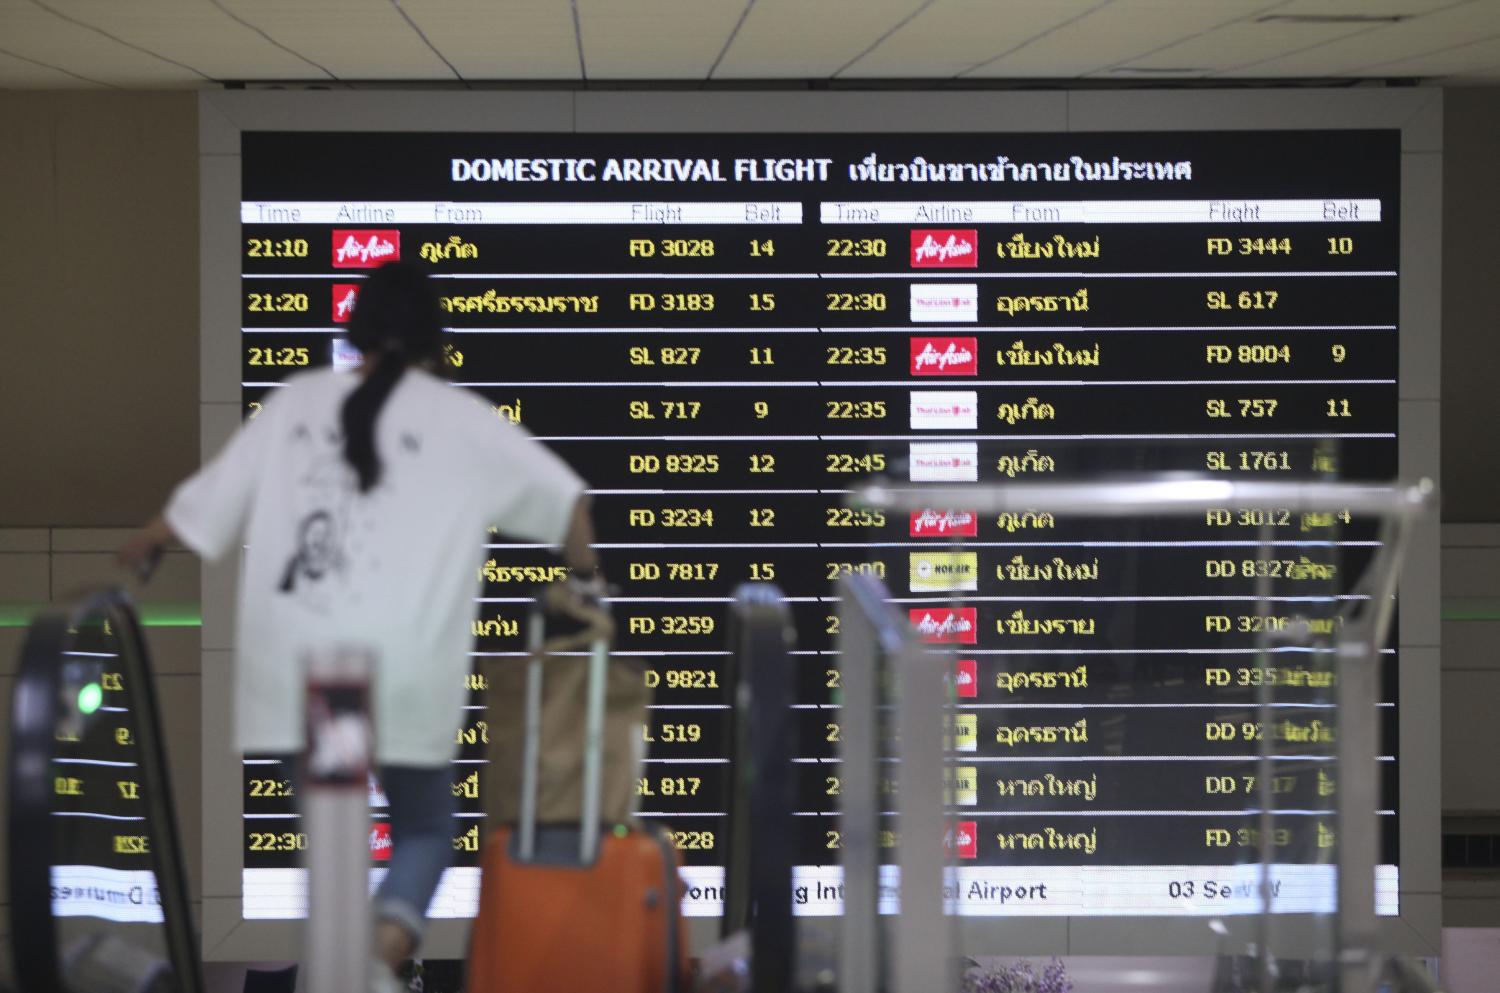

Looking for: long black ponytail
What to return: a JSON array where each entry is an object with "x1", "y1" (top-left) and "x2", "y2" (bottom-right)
[{"x1": 340, "y1": 261, "x2": 445, "y2": 492}]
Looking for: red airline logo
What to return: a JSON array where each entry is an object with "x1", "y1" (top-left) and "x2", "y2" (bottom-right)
[
  {"x1": 946, "y1": 820, "x2": 979, "y2": 860},
  {"x1": 910, "y1": 509, "x2": 978, "y2": 538},
  {"x1": 332, "y1": 229, "x2": 400, "y2": 268},
  {"x1": 332, "y1": 283, "x2": 360, "y2": 323},
  {"x1": 910, "y1": 607, "x2": 978, "y2": 644},
  {"x1": 910, "y1": 337, "x2": 978, "y2": 376},
  {"x1": 910, "y1": 229, "x2": 978, "y2": 268},
  {"x1": 370, "y1": 822, "x2": 392, "y2": 861},
  {"x1": 954, "y1": 659, "x2": 978, "y2": 698}
]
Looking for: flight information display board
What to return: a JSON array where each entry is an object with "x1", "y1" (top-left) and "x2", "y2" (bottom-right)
[{"x1": 238, "y1": 129, "x2": 1399, "y2": 921}]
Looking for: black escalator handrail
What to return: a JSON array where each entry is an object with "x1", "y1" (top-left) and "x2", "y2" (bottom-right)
[
  {"x1": 9, "y1": 587, "x2": 204, "y2": 993},
  {"x1": 719, "y1": 582, "x2": 797, "y2": 993}
]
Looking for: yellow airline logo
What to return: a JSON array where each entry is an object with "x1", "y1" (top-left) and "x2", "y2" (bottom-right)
[{"x1": 909, "y1": 551, "x2": 979, "y2": 593}]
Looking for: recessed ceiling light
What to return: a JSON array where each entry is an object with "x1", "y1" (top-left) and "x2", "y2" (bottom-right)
[{"x1": 1256, "y1": 14, "x2": 1411, "y2": 24}]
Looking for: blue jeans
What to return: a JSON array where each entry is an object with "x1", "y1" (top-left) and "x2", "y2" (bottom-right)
[
  {"x1": 280, "y1": 758, "x2": 455, "y2": 945},
  {"x1": 370, "y1": 765, "x2": 456, "y2": 943}
]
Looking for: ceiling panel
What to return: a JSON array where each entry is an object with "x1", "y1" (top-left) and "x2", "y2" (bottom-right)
[
  {"x1": 37, "y1": 0, "x2": 325, "y2": 80},
  {"x1": 714, "y1": 0, "x2": 921, "y2": 78},
  {"x1": 1346, "y1": 33, "x2": 1500, "y2": 79},
  {"x1": 576, "y1": 0, "x2": 746, "y2": 79},
  {"x1": 0, "y1": 0, "x2": 202, "y2": 85},
  {"x1": 2, "y1": 0, "x2": 1500, "y2": 86},
  {"x1": 1268, "y1": 0, "x2": 1469, "y2": 15},
  {"x1": 398, "y1": 0, "x2": 578, "y2": 79},
  {"x1": 1225, "y1": 3, "x2": 1500, "y2": 76},
  {"x1": 0, "y1": 44, "x2": 105, "y2": 86},
  {"x1": 841, "y1": 0, "x2": 1103, "y2": 78},
  {"x1": 963, "y1": 0, "x2": 1277, "y2": 78},
  {"x1": 214, "y1": 0, "x2": 451, "y2": 80},
  {"x1": 1117, "y1": 17, "x2": 1370, "y2": 72}
]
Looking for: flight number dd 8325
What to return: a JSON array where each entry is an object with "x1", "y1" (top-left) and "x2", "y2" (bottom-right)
[{"x1": 628, "y1": 454, "x2": 719, "y2": 474}]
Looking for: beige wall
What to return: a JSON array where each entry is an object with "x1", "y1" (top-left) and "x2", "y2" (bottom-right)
[
  {"x1": 0, "y1": 91, "x2": 199, "y2": 527},
  {"x1": 1442, "y1": 88, "x2": 1500, "y2": 522}
]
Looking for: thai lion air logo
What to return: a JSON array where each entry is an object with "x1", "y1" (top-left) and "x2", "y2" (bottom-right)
[
  {"x1": 910, "y1": 509, "x2": 978, "y2": 537},
  {"x1": 332, "y1": 283, "x2": 360, "y2": 323},
  {"x1": 910, "y1": 229, "x2": 978, "y2": 268},
  {"x1": 945, "y1": 820, "x2": 979, "y2": 859},
  {"x1": 910, "y1": 607, "x2": 978, "y2": 644},
  {"x1": 332, "y1": 229, "x2": 400, "y2": 269},
  {"x1": 910, "y1": 337, "x2": 978, "y2": 376}
]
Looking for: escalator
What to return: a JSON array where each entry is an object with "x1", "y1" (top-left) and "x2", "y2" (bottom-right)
[{"x1": 8, "y1": 587, "x2": 203, "y2": 992}]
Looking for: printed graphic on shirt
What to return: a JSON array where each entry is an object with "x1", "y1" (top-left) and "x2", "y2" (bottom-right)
[{"x1": 275, "y1": 416, "x2": 423, "y2": 612}]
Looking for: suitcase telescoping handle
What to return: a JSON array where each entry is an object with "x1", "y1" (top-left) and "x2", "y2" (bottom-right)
[{"x1": 517, "y1": 581, "x2": 615, "y2": 864}]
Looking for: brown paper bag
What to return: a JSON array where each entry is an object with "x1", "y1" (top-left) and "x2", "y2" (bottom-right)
[{"x1": 483, "y1": 651, "x2": 649, "y2": 825}]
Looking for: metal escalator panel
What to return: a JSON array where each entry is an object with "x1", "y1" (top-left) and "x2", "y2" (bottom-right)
[{"x1": 9, "y1": 590, "x2": 202, "y2": 993}]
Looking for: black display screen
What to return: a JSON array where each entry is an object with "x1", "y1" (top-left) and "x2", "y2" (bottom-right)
[{"x1": 239, "y1": 129, "x2": 1399, "y2": 921}]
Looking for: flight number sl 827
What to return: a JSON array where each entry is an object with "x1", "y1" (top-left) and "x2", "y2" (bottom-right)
[{"x1": 629, "y1": 346, "x2": 700, "y2": 366}]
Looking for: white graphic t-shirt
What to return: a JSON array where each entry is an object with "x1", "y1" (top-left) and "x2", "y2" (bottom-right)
[{"x1": 166, "y1": 368, "x2": 584, "y2": 766}]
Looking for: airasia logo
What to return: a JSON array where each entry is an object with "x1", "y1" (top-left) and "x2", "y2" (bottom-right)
[
  {"x1": 333, "y1": 283, "x2": 360, "y2": 323},
  {"x1": 910, "y1": 337, "x2": 978, "y2": 376},
  {"x1": 910, "y1": 510, "x2": 978, "y2": 537},
  {"x1": 332, "y1": 229, "x2": 400, "y2": 268},
  {"x1": 910, "y1": 607, "x2": 977, "y2": 644},
  {"x1": 954, "y1": 659, "x2": 978, "y2": 698},
  {"x1": 946, "y1": 820, "x2": 979, "y2": 859},
  {"x1": 370, "y1": 822, "x2": 392, "y2": 861},
  {"x1": 911, "y1": 229, "x2": 978, "y2": 268}
]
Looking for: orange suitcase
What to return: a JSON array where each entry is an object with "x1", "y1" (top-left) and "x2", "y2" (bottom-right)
[
  {"x1": 468, "y1": 823, "x2": 688, "y2": 993},
  {"x1": 466, "y1": 587, "x2": 689, "y2": 993}
]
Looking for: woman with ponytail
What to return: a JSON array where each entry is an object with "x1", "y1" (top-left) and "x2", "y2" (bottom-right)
[{"x1": 119, "y1": 261, "x2": 598, "y2": 989}]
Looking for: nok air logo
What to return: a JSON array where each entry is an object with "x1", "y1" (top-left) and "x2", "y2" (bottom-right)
[
  {"x1": 910, "y1": 551, "x2": 979, "y2": 593},
  {"x1": 951, "y1": 713, "x2": 978, "y2": 752},
  {"x1": 948, "y1": 765, "x2": 978, "y2": 806}
]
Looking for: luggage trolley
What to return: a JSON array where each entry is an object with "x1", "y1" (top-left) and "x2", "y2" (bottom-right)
[{"x1": 836, "y1": 476, "x2": 1433, "y2": 993}]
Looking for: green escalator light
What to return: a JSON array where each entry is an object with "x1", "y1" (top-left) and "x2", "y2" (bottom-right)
[
  {"x1": 77, "y1": 682, "x2": 104, "y2": 715},
  {"x1": 613, "y1": 824, "x2": 629, "y2": 839}
]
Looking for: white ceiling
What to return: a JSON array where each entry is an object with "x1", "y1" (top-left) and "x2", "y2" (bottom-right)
[{"x1": 1, "y1": 0, "x2": 1498, "y2": 88}]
